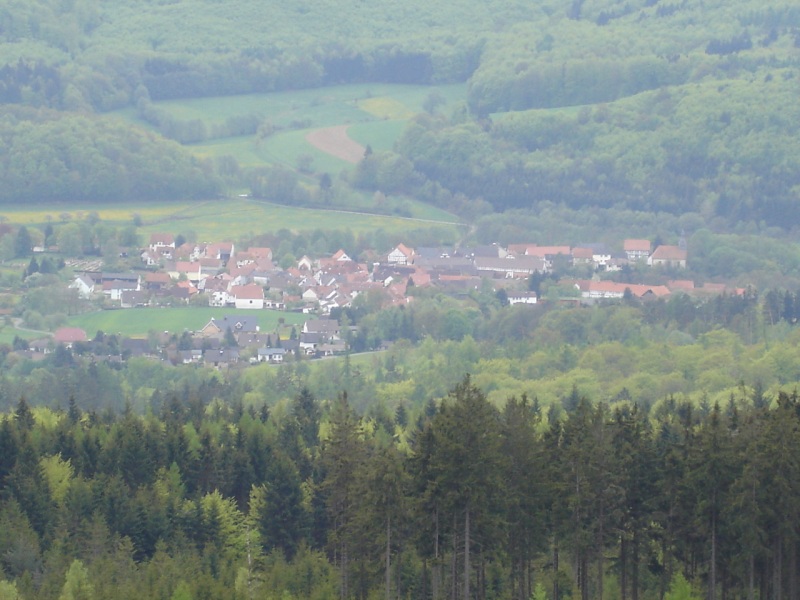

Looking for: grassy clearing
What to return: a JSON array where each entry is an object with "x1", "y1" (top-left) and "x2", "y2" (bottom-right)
[
  {"x1": 193, "y1": 119, "x2": 409, "y2": 172},
  {"x1": 67, "y1": 307, "x2": 306, "y2": 338},
  {"x1": 121, "y1": 83, "x2": 465, "y2": 130},
  {"x1": 134, "y1": 199, "x2": 461, "y2": 240},
  {"x1": 0, "y1": 327, "x2": 40, "y2": 345},
  {"x1": 358, "y1": 97, "x2": 416, "y2": 120},
  {"x1": 0, "y1": 199, "x2": 461, "y2": 240},
  {"x1": 253, "y1": 130, "x2": 353, "y2": 174},
  {"x1": 346, "y1": 120, "x2": 409, "y2": 152},
  {"x1": 113, "y1": 83, "x2": 466, "y2": 174},
  {"x1": 0, "y1": 202, "x2": 187, "y2": 227}
]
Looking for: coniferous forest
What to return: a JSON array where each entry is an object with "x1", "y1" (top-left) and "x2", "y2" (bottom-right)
[
  {"x1": 4, "y1": 0, "x2": 800, "y2": 598},
  {"x1": 1, "y1": 377, "x2": 799, "y2": 600}
]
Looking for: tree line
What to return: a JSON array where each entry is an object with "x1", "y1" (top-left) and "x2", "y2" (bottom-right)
[
  {"x1": 0, "y1": 107, "x2": 220, "y2": 204},
  {"x1": 394, "y1": 68, "x2": 800, "y2": 228},
  {"x1": 0, "y1": 377, "x2": 798, "y2": 599}
]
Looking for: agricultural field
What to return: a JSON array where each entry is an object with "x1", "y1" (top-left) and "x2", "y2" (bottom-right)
[
  {"x1": 0, "y1": 199, "x2": 462, "y2": 240},
  {"x1": 118, "y1": 83, "x2": 464, "y2": 131},
  {"x1": 131, "y1": 200, "x2": 462, "y2": 241},
  {"x1": 66, "y1": 306, "x2": 306, "y2": 339},
  {"x1": 115, "y1": 83, "x2": 466, "y2": 171}
]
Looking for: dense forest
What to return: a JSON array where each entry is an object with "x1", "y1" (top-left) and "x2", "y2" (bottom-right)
[
  {"x1": 1, "y1": 377, "x2": 799, "y2": 600},
  {"x1": 1, "y1": 0, "x2": 800, "y2": 228},
  {"x1": 4, "y1": 1, "x2": 800, "y2": 597}
]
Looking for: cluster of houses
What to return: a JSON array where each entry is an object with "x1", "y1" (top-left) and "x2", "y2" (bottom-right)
[
  {"x1": 66, "y1": 233, "x2": 747, "y2": 313},
  {"x1": 22, "y1": 234, "x2": 750, "y2": 366},
  {"x1": 20, "y1": 315, "x2": 348, "y2": 368}
]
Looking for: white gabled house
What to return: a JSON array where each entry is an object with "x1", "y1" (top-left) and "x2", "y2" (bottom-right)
[
  {"x1": 230, "y1": 284, "x2": 264, "y2": 309},
  {"x1": 387, "y1": 243, "x2": 415, "y2": 265},
  {"x1": 69, "y1": 274, "x2": 96, "y2": 299}
]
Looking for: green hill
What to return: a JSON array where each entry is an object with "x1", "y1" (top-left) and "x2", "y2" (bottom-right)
[{"x1": 2, "y1": 0, "x2": 798, "y2": 228}]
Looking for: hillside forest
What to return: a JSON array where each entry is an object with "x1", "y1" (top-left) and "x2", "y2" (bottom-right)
[
  {"x1": 1, "y1": 0, "x2": 800, "y2": 230},
  {"x1": 4, "y1": 0, "x2": 800, "y2": 599},
  {"x1": 2, "y1": 375, "x2": 800, "y2": 600}
]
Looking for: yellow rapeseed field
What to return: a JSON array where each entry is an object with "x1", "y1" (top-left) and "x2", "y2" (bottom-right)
[{"x1": 357, "y1": 97, "x2": 415, "y2": 120}]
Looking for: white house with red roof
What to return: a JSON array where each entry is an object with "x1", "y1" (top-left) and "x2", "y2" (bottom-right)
[
  {"x1": 624, "y1": 239, "x2": 651, "y2": 262},
  {"x1": 149, "y1": 233, "x2": 175, "y2": 252},
  {"x1": 649, "y1": 245, "x2": 687, "y2": 268},
  {"x1": 169, "y1": 261, "x2": 203, "y2": 282},
  {"x1": 230, "y1": 284, "x2": 265, "y2": 309},
  {"x1": 54, "y1": 327, "x2": 87, "y2": 348},
  {"x1": 387, "y1": 244, "x2": 415, "y2": 265}
]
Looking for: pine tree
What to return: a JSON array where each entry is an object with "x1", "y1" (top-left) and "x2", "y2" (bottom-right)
[
  {"x1": 688, "y1": 403, "x2": 737, "y2": 600},
  {"x1": 427, "y1": 375, "x2": 506, "y2": 600},
  {"x1": 355, "y1": 445, "x2": 410, "y2": 600},
  {"x1": 501, "y1": 395, "x2": 547, "y2": 600},
  {"x1": 611, "y1": 404, "x2": 656, "y2": 600},
  {"x1": 59, "y1": 559, "x2": 94, "y2": 600},
  {"x1": 258, "y1": 451, "x2": 308, "y2": 560},
  {"x1": 320, "y1": 392, "x2": 366, "y2": 599}
]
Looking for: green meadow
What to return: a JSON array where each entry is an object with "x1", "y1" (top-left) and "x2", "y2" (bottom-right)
[
  {"x1": 133, "y1": 199, "x2": 462, "y2": 240},
  {"x1": 66, "y1": 307, "x2": 307, "y2": 339},
  {"x1": 122, "y1": 83, "x2": 465, "y2": 130},
  {"x1": 0, "y1": 199, "x2": 461, "y2": 240},
  {"x1": 115, "y1": 83, "x2": 466, "y2": 172}
]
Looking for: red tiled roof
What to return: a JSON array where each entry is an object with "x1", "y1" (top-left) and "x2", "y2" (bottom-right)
[
  {"x1": 651, "y1": 245, "x2": 687, "y2": 261},
  {"x1": 624, "y1": 239, "x2": 651, "y2": 252},
  {"x1": 231, "y1": 284, "x2": 264, "y2": 300},
  {"x1": 54, "y1": 327, "x2": 87, "y2": 343}
]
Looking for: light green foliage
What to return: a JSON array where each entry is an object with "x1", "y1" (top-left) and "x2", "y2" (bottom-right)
[
  {"x1": 39, "y1": 454, "x2": 74, "y2": 504},
  {"x1": 0, "y1": 109, "x2": 219, "y2": 205},
  {"x1": 59, "y1": 559, "x2": 94, "y2": 600},
  {"x1": 664, "y1": 572, "x2": 702, "y2": 600},
  {"x1": 531, "y1": 582, "x2": 547, "y2": 600},
  {"x1": 170, "y1": 580, "x2": 192, "y2": 600},
  {"x1": 199, "y1": 490, "x2": 247, "y2": 556},
  {"x1": 0, "y1": 581, "x2": 19, "y2": 600}
]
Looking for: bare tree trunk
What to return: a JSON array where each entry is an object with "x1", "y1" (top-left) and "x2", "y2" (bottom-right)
[
  {"x1": 581, "y1": 553, "x2": 589, "y2": 600},
  {"x1": 423, "y1": 559, "x2": 428, "y2": 600},
  {"x1": 774, "y1": 538, "x2": 782, "y2": 600},
  {"x1": 790, "y1": 541, "x2": 797, "y2": 600},
  {"x1": 342, "y1": 540, "x2": 349, "y2": 600},
  {"x1": 553, "y1": 540, "x2": 560, "y2": 600},
  {"x1": 632, "y1": 530, "x2": 640, "y2": 600},
  {"x1": 710, "y1": 510, "x2": 717, "y2": 600},
  {"x1": 385, "y1": 516, "x2": 392, "y2": 600},
  {"x1": 434, "y1": 510, "x2": 440, "y2": 600},
  {"x1": 464, "y1": 507, "x2": 470, "y2": 600},
  {"x1": 452, "y1": 514, "x2": 458, "y2": 600},
  {"x1": 597, "y1": 506, "x2": 605, "y2": 600},
  {"x1": 621, "y1": 536, "x2": 628, "y2": 600},
  {"x1": 749, "y1": 554, "x2": 755, "y2": 600}
]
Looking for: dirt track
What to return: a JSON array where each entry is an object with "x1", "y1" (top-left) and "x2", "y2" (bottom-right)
[{"x1": 305, "y1": 125, "x2": 366, "y2": 164}]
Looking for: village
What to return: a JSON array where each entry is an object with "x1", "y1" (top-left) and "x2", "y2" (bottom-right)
[{"x1": 20, "y1": 233, "x2": 744, "y2": 368}]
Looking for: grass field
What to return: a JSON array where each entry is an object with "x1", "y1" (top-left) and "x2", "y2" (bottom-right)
[
  {"x1": 114, "y1": 83, "x2": 466, "y2": 174},
  {"x1": 0, "y1": 198, "x2": 462, "y2": 240},
  {"x1": 66, "y1": 307, "x2": 307, "y2": 338},
  {"x1": 0, "y1": 327, "x2": 40, "y2": 345},
  {"x1": 133, "y1": 200, "x2": 462, "y2": 240},
  {"x1": 117, "y1": 83, "x2": 465, "y2": 131}
]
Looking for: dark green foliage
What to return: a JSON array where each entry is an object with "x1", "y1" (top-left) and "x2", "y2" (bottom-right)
[
  {"x1": 0, "y1": 107, "x2": 220, "y2": 204},
  {"x1": 257, "y1": 452, "x2": 308, "y2": 560},
  {"x1": 14, "y1": 226, "x2": 32, "y2": 258},
  {"x1": 0, "y1": 377, "x2": 800, "y2": 598}
]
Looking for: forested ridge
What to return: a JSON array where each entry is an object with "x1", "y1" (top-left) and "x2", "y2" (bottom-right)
[
  {"x1": 1, "y1": 378, "x2": 799, "y2": 600},
  {"x1": 2, "y1": 0, "x2": 800, "y2": 227},
  {"x1": 0, "y1": 107, "x2": 219, "y2": 203},
  {"x1": 4, "y1": 2, "x2": 800, "y2": 595}
]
